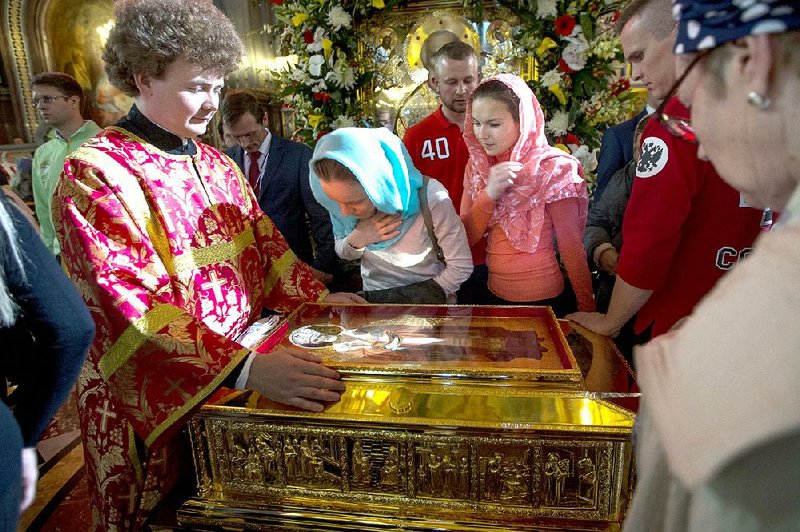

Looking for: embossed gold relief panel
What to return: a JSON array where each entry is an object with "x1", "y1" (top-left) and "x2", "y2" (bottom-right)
[
  {"x1": 183, "y1": 304, "x2": 637, "y2": 530},
  {"x1": 192, "y1": 418, "x2": 629, "y2": 523}
]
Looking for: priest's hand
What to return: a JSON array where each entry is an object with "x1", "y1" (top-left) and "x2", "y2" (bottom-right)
[
  {"x1": 323, "y1": 292, "x2": 367, "y2": 304},
  {"x1": 246, "y1": 348, "x2": 346, "y2": 411}
]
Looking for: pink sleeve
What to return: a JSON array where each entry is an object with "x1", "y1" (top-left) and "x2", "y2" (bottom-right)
[
  {"x1": 547, "y1": 198, "x2": 596, "y2": 312},
  {"x1": 459, "y1": 165, "x2": 496, "y2": 247}
]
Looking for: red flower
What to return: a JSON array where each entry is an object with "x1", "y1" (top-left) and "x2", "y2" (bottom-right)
[
  {"x1": 558, "y1": 58, "x2": 574, "y2": 73},
  {"x1": 316, "y1": 130, "x2": 331, "y2": 141},
  {"x1": 303, "y1": 30, "x2": 314, "y2": 44},
  {"x1": 270, "y1": 0, "x2": 283, "y2": 4},
  {"x1": 613, "y1": 11, "x2": 621, "y2": 22},
  {"x1": 555, "y1": 15, "x2": 576, "y2": 37},
  {"x1": 611, "y1": 79, "x2": 631, "y2": 96},
  {"x1": 313, "y1": 91, "x2": 332, "y2": 103},
  {"x1": 588, "y1": 2, "x2": 598, "y2": 12},
  {"x1": 565, "y1": 133, "x2": 581, "y2": 146}
]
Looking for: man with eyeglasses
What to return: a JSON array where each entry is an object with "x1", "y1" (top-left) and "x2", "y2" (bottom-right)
[
  {"x1": 221, "y1": 90, "x2": 340, "y2": 288},
  {"x1": 31, "y1": 72, "x2": 100, "y2": 257},
  {"x1": 568, "y1": 0, "x2": 763, "y2": 340}
]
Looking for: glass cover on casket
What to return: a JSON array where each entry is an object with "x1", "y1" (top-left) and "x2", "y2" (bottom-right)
[{"x1": 272, "y1": 303, "x2": 582, "y2": 386}]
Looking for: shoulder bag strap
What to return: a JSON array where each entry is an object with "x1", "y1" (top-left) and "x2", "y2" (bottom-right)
[{"x1": 418, "y1": 175, "x2": 446, "y2": 265}]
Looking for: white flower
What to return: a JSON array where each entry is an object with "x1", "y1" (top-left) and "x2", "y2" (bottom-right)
[
  {"x1": 539, "y1": 69, "x2": 562, "y2": 87},
  {"x1": 327, "y1": 5, "x2": 352, "y2": 31},
  {"x1": 326, "y1": 58, "x2": 356, "y2": 90},
  {"x1": 309, "y1": 79, "x2": 328, "y2": 93},
  {"x1": 289, "y1": 67, "x2": 308, "y2": 83},
  {"x1": 546, "y1": 110, "x2": 569, "y2": 136},
  {"x1": 308, "y1": 55, "x2": 326, "y2": 77},
  {"x1": 332, "y1": 115, "x2": 356, "y2": 129},
  {"x1": 536, "y1": 0, "x2": 558, "y2": 19},
  {"x1": 562, "y1": 38, "x2": 589, "y2": 71},
  {"x1": 307, "y1": 27, "x2": 327, "y2": 53},
  {"x1": 571, "y1": 145, "x2": 598, "y2": 173}
]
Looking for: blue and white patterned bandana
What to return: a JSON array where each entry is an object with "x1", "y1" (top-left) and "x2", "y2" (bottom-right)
[{"x1": 673, "y1": 0, "x2": 800, "y2": 54}]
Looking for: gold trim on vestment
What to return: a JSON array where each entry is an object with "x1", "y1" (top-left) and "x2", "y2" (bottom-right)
[
  {"x1": 173, "y1": 227, "x2": 256, "y2": 273},
  {"x1": 144, "y1": 348, "x2": 251, "y2": 449},
  {"x1": 99, "y1": 304, "x2": 186, "y2": 380},
  {"x1": 263, "y1": 250, "x2": 297, "y2": 296},
  {"x1": 129, "y1": 424, "x2": 144, "y2": 484},
  {"x1": 71, "y1": 140, "x2": 256, "y2": 277}
]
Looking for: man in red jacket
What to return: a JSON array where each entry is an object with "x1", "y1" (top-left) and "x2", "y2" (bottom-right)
[
  {"x1": 568, "y1": 0, "x2": 764, "y2": 338},
  {"x1": 404, "y1": 41, "x2": 491, "y2": 302}
]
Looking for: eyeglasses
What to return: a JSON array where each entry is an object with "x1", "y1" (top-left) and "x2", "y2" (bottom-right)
[
  {"x1": 655, "y1": 49, "x2": 712, "y2": 144},
  {"x1": 33, "y1": 95, "x2": 70, "y2": 107}
]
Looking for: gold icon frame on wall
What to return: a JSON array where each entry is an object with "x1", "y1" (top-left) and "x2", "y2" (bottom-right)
[{"x1": 357, "y1": 0, "x2": 528, "y2": 137}]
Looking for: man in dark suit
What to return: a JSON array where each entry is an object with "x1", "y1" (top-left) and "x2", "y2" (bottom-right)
[
  {"x1": 592, "y1": 106, "x2": 651, "y2": 202},
  {"x1": 221, "y1": 90, "x2": 338, "y2": 285}
]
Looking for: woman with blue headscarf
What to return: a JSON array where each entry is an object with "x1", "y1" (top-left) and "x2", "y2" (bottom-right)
[
  {"x1": 624, "y1": 1, "x2": 800, "y2": 529},
  {"x1": 310, "y1": 128, "x2": 472, "y2": 304}
]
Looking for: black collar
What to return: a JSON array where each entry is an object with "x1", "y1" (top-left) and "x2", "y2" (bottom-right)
[{"x1": 116, "y1": 104, "x2": 197, "y2": 156}]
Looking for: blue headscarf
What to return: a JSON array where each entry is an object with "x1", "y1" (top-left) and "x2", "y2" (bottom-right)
[
  {"x1": 673, "y1": 0, "x2": 800, "y2": 54},
  {"x1": 309, "y1": 127, "x2": 423, "y2": 250}
]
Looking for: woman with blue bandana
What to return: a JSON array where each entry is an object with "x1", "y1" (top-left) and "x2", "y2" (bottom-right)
[
  {"x1": 310, "y1": 128, "x2": 472, "y2": 304},
  {"x1": 625, "y1": 1, "x2": 800, "y2": 529}
]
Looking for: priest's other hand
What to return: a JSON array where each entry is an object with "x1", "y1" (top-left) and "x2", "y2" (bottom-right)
[
  {"x1": 323, "y1": 292, "x2": 368, "y2": 304},
  {"x1": 246, "y1": 348, "x2": 346, "y2": 411}
]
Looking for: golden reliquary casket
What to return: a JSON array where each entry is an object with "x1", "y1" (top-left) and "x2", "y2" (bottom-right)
[{"x1": 179, "y1": 304, "x2": 638, "y2": 531}]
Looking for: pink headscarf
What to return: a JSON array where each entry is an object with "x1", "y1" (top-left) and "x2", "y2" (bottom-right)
[{"x1": 464, "y1": 74, "x2": 588, "y2": 253}]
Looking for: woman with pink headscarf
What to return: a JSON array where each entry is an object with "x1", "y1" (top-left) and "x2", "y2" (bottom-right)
[{"x1": 460, "y1": 74, "x2": 594, "y2": 315}]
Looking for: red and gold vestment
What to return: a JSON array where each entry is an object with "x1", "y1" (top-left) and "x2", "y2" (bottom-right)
[{"x1": 54, "y1": 128, "x2": 328, "y2": 530}]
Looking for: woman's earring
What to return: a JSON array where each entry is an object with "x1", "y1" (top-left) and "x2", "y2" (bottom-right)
[{"x1": 747, "y1": 91, "x2": 771, "y2": 110}]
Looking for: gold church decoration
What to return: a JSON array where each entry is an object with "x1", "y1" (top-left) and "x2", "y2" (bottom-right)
[
  {"x1": 265, "y1": 0, "x2": 639, "y2": 184},
  {"x1": 180, "y1": 303, "x2": 638, "y2": 530}
]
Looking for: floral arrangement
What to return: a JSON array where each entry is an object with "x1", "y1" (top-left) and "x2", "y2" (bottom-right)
[
  {"x1": 268, "y1": 0, "x2": 405, "y2": 145},
  {"x1": 498, "y1": 0, "x2": 641, "y2": 173},
  {"x1": 267, "y1": 0, "x2": 640, "y2": 176}
]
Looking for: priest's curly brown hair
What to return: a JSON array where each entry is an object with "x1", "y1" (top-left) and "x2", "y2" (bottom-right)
[{"x1": 103, "y1": 0, "x2": 244, "y2": 97}]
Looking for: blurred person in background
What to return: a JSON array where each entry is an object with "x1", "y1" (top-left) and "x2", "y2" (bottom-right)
[{"x1": 31, "y1": 72, "x2": 99, "y2": 258}]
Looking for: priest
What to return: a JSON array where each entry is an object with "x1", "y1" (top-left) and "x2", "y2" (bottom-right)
[{"x1": 52, "y1": 0, "x2": 364, "y2": 529}]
